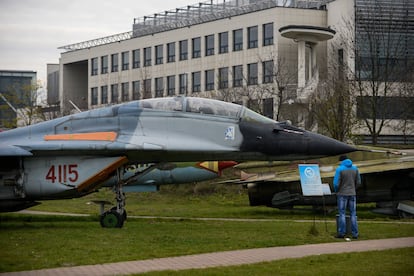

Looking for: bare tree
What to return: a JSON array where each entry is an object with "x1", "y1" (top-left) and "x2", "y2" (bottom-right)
[
  {"x1": 311, "y1": 71, "x2": 357, "y2": 142},
  {"x1": 213, "y1": 53, "x2": 297, "y2": 122},
  {"x1": 258, "y1": 55, "x2": 296, "y2": 121},
  {"x1": 0, "y1": 81, "x2": 44, "y2": 127}
]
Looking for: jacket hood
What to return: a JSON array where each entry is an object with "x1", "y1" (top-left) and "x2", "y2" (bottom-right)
[{"x1": 341, "y1": 159, "x2": 353, "y2": 168}]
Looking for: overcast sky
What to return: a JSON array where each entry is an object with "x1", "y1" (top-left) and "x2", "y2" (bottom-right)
[{"x1": 0, "y1": 0, "x2": 193, "y2": 90}]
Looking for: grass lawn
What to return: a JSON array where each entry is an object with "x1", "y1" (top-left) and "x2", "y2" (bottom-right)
[
  {"x1": 0, "y1": 188, "x2": 413, "y2": 273},
  {"x1": 139, "y1": 248, "x2": 414, "y2": 275}
]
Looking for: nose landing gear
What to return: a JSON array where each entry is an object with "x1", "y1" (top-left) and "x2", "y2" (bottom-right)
[{"x1": 100, "y1": 167, "x2": 127, "y2": 228}]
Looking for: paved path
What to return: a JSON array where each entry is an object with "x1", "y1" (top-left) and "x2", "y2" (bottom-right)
[{"x1": 2, "y1": 237, "x2": 413, "y2": 276}]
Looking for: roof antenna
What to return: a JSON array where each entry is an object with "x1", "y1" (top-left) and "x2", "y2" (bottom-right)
[{"x1": 68, "y1": 100, "x2": 82, "y2": 113}]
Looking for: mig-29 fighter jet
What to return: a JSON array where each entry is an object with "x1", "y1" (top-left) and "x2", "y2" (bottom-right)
[{"x1": 0, "y1": 96, "x2": 356, "y2": 227}]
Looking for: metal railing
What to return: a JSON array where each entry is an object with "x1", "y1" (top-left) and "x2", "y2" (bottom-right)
[{"x1": 59, "y1": 0, "x2": 329, "y2": 52}]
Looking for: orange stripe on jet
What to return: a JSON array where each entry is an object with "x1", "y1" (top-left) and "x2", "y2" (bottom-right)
[
  {"x1": 44, "y1": 132, "x2": 117, "y2": 142},
  {"x1": 77, "y1": 156, "x2": 128, "y2": 193}
]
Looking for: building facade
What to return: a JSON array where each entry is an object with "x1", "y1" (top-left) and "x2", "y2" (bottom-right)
[
  {"x1": 0, "y1": 70, "x2": 37, "y2": 128},
  {"x1": 57, "y1": 0, "x2": 414, "y2": 143}
]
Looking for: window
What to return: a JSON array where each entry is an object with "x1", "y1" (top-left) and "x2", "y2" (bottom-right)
[
  {"x1": 91, "y1": 58, "x2": 98, "y2": 76},
  {"x1": 111, "y1": 84, "x2": 118, "y2": 103},
  {"x1": 179, "y1": 73, "x2": 187, "y2": 94},
  {"x1": 122, "y1": 51, "x2": 129, "y2": 70},
  {"x1": 179, "y1": 40, "x2": 188, "y2": 60},
  {"x1": 248, "y1": 63, "x2": 258, "y2": 85},
  {"x1": 155, "y1": 77, "x2": 164, "y2": 97},
  {"x1": 263, "y1": 60, "x2": 274, "y2": 83},
  {"x1": 167, "y1": 42, "x2": 175, "y2": 63},
  {"x1": 91, "y1": 87, "x2": 98, "y2": 105},
  {"x1": 218, "y1": 67, "x2": 228, "y2": 89},
  {"x1": 357, "y1": 96, "x2": 414, "y2": 120},
  {"x1": 167, "y1": 75, "x2": 175, "y2": 96},
  {"x1": 101, "y1": 85, "x2": 108, "y2": 104},
  {"x1": 111, "y1": 53, "x2": 118, "y2": 72},
  {"x1": 263, "y1": 98, "x2": 274, "y2": 119},
  {"x1": 155, "y1": 45, "x2": 163, "y2": 65},
  {"x1": 192, "y1": 37, "x2": 201, "y2": 58},
  {"x1": 248, "y1": 26, "x2": 258, "y2": 49},
  {"x1": 101, "y1": 55, "x2": 108, "y2": 74},
  {"x1": 263, "y1": 23, "x2": 274, "y2": 46},
  {"x1": 205, "y1": 34, "x2": 214, "y2": 56},
  {"x1": 121, "y1": 82, "x2": 129, "y2": 101},
  {"x1": 132, "y1": 81, "x2": 140, "y2": 100},
  {"x1": 233, "y1": 65, "x2": 243, "y2": 87},
  {"x1": 233, "y1": 29, "x2": 243, "y2": 51},
  {"x1": 132, "y1": 49, "x2": 140, "y2": 68},
  {"x1": 192, "y1": 71, "x2": 201, "y2": 92},
  {"x1": 219, "y1": 32, "x2": 228, "y2": 54},
  {"x1": 144, "y1": 47, "x2": 151, "y2": 67},
  {"x1": 143, "y1": 79, "x2": 151, "y2": 99},
  {"x1": 205, "y1": 69, "x2": 215, "y2": 91}
]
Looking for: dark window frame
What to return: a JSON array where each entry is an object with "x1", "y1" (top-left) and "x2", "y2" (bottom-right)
[
  {"x1": 248, "y1": 63, "x2": 258, "y2": 85},
  {"x1": 101, "y1": 55, "x2": 108, "y2": 74},
  {"x1": 192, "y1": 71, "x2": 201, "y2": 92},
  {"x1": 179, "y1": 40, "x2": 188, "y2": 61},
  {"x1": 91, "y1": 57, "x2": 98, "y2": 76},
  {"x1": 263, "y1": 23, "x2": 274, "y2": 46},
  {"x1": 91, "y1": 87, "x2": 98, "y2": 105},
  {"x1": 167, "y1": 75, "x2": 175, "y2": 96},
  {"x1": 233, "y1": 65, "x2": 243, "y2": 87},
  {"x1": 122, "y1": 51, "x2": 129, "y2": 71},
  {"x1": 192, "y1": 37, "x2": 201, "y2": 58},
  {"x1": 132, "y1": 49, "x2": 140, "y2": 69},
  {"x1": 144, "y1": 47, "x2": 152, "y2": 67},
  {"x1": 167, "y1": 42, "x2": 176, "y2": 63},
  {"x1": 233, "y1": 29, "x2": 243, "y2": 51},
  {"x1": 111, "y1": 53, "x2": 119, "y2": 72},
  {"x1": 218, "y1": 67, "x2": 228, "y2": 89},
  {"x1": 205, "y1": 69, "x2": 215, "y2": 91},
  {"x1": 205, "y1": 34, "x2": 215, "y2": 56},
  {"x1": 248, "y1": 26, "x2": 258, "y2": 49},
  {"x1": 219, "y1": 32, "x2": 229, "y2": 54}
]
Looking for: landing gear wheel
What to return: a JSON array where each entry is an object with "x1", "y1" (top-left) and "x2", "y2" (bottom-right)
[
  {"x1": 100, "y1": 210, "x2": 124, "y2": 228},
  {"x1": 98, "y1": 165, "x2": 131, "y2": 228},
  {"x1": 111, "y1": 207, "x2": 127, "y2": 221}
]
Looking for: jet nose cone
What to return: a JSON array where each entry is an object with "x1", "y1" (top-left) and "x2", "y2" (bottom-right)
[{"x1": 307, "y1": 132, "x2": 357, "y2": 156}]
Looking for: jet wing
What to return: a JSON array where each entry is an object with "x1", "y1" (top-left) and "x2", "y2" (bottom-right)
[
  {"x1": 224, "y1": 156, "x2": 414, "y2": 184},
  {"x1": 0, "y1": 145, "x2": 32, "y2": 156}
]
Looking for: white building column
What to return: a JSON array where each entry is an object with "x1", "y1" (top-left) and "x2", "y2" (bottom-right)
[
  {"x1": 279, "y1": 25, "x2": 336, "y2": 94},
  {"x1": 297, "y1": 40, "x2": 306, "y2": 88}
]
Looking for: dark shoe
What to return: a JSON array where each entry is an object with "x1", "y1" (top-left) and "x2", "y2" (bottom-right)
[
  {"x1": 335, "y1": 235, "x2": 345, "y2": 239},
  {"x1": 352, "y1": 236, "x2": 358, "y2": 239}
]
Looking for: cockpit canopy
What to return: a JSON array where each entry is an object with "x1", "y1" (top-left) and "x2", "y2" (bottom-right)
[{"x1": 117, "y1": 96, "x2": 276, "y2": 125}]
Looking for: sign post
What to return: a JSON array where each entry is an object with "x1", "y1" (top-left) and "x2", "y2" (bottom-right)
[
  {"x1": 298, "y1": 164, "x2": 330, "y2": 232},
  {"x1": 298, "y1": 164, "x2": 323, "y2": 196}
]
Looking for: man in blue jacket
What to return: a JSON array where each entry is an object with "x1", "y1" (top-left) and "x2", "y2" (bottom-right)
[{"x1": 333, "y1": 155, "x2": 361, "y2": 239}]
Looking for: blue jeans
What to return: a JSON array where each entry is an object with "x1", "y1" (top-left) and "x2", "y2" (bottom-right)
[{"x1": 337, "y1": 195, "x2": 358, "y2": 237}]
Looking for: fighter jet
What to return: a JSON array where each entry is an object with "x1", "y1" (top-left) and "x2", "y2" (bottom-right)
[
  {"x1": 0, "y1": 96, "x2": 356, "y2": 227},
  {"x1": 230, "y1": 154, "x2": 414, "y2": 217}
]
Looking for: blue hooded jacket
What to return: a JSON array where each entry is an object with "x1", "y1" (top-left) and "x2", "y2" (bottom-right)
[{"x1": 333, "y1": 159, "x2": 361, "y2": 195}]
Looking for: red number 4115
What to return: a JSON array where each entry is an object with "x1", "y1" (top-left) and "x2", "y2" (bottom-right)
[{"x1": 46, "y1": 164, "x2": 79, "y2": 183}]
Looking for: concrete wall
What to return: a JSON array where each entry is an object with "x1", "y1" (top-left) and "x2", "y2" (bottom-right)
[{"x1": 59, "y1": 5, "x2": 328, "y2": 112}]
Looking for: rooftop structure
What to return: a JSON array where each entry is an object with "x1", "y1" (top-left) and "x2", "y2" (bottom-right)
[{"x1": 59, "y1": 0, "x2": 329, "y2": 52}]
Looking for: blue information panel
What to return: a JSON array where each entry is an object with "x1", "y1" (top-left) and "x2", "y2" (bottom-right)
[{"x1": 298, "y1": 164, "x2": 323, "y2": 196}]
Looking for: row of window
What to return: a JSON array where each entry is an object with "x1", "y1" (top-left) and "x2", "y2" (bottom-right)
[
  {"x1": 90, "y1": 23, "x2": 274, "y2": 76},
  {"x1": 90, "y1": 61, "x2": 275, "y2": 106}
]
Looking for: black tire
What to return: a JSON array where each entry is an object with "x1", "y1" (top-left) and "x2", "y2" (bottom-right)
[
  {"x1": 100, "y1": 210, "x2": 124, "y2": 228},
  {"x1": 111, "y1": 207, "x2": 127, "y2": 221}
]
